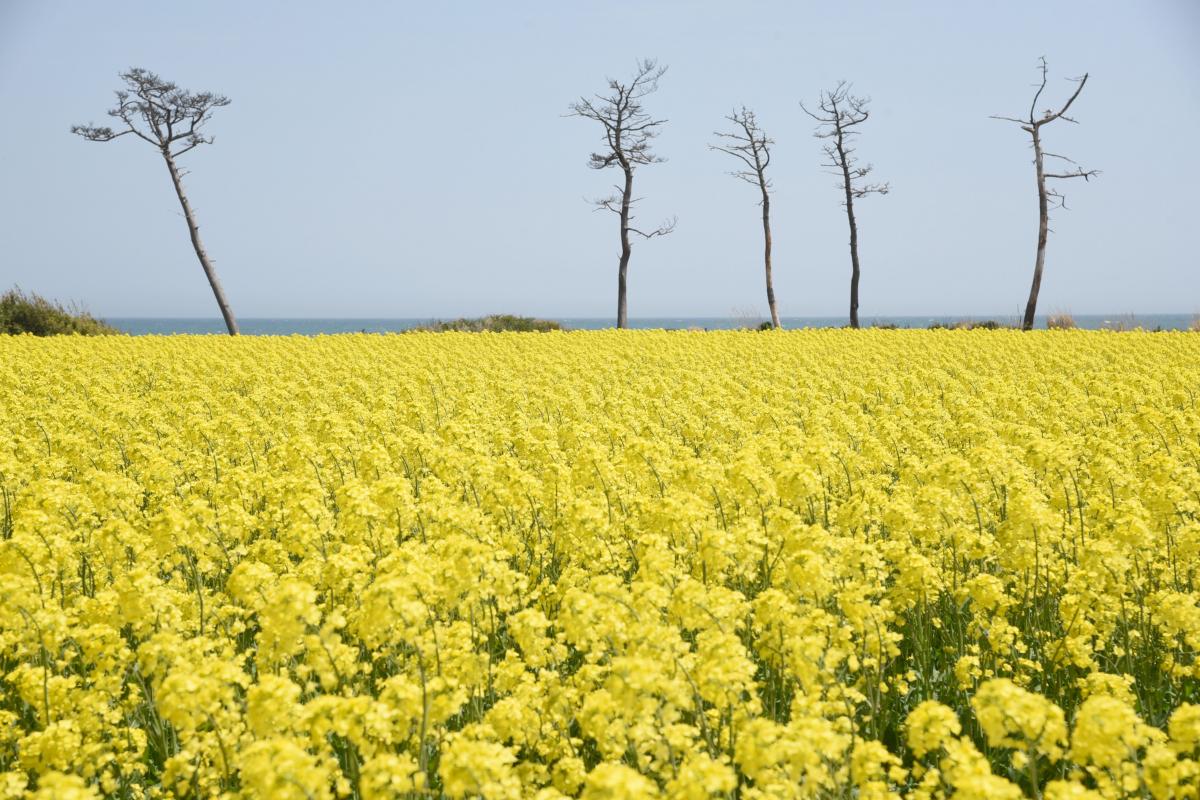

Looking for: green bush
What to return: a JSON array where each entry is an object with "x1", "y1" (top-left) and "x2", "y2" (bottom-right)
[
  {"x1": 0, "y1": 288, "x2": 119, "y2": 336},
  {"x1": 409, "y1": 315, "x2": 563, "y2": 333}
]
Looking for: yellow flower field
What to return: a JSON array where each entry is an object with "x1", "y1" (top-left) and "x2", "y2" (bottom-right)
[{"x1": 1, "y1": 330, "x2": 1198, "y2": 799}]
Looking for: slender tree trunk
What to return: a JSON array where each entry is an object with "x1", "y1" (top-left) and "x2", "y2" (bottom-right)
[
  {"x1": 1023, "y1": 127, "x2": 1049, "y2": 332},
  {"x1": 617, "y1": 166, "x2": 634, "y2": 329},
  {"x1": 761, "y1": 188, "x2": 779, "y2": 328},
  {"x1": 162, "y1": 150, "x2": 239, "y2": 335},
  {"x1": 835, "y1": 128, "x2": 861, "y2": 329},
  {"x1": 846, "y1": 195, "x2": 860, "y2": 330}
]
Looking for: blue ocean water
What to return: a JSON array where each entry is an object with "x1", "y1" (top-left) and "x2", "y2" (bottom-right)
[{"x1": 106, "y1": 314, "x2": 1197, "y2": 335}]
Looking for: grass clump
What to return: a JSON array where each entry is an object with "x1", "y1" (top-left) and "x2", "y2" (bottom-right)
[
  {"x1": 1047, "y1": 311, "x2": 1077, "y2": 329},
  {"x1": 409, "y1": 314, "x2": 563, "y2": 333},
  {"x1": 0, "y1": 288, "x2": 118, "y2": 336}
]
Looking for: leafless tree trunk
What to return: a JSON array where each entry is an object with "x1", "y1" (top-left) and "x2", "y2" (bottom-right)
[
  {"x1": 802, "y1": 83, "x2": 888, "y2": 329},
  {"x1": 711, "y1": 107, "x2": 780, "y2": 328},
  {"x1": 163, "y1": 152, "x2": 238, "y2": 335},
  {"x1": 993, "y1": 58, "x2": 1098, "y2": 331},
  {"x1": 836, "y1": 131, "x2": 862, "y2": 331},
  {"x1": 570, "y1": 59, "x2": 675, "y2": 328},
  {"x1": 617, "y1": 161, "x2": 634, "y2": 328},
  {"x1": 74, "y1": 68, "x2": 239, "y2": 335}
]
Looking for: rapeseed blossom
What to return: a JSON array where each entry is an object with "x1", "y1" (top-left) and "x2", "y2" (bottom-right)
[{"x1": 0, "y1": 329, "x2": 1198, "y2": 798}]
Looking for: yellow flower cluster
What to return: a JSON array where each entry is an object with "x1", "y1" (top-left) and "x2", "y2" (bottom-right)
[{"x1": 1, "y1": 330, "x2": 1198, "y2": 799}]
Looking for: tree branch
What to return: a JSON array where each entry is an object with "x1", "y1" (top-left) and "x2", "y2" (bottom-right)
[
  {"x1": 628, "y1": 216, "x2": 676, "y2": 239},
  {"x1": 711, "y1": 106, "x2": 772, "y2": 196},
  {"x1": 1045, "y1": 169, "x2": 1099, "y2": 180},
  {"x1": 1028, "y1": 55, "x2": 1050, "y2": 124},
  {"x1": 72, "y1": 67, "x2": 229, "y2": 157},
  {"x1": 1037, "y1": 73, "x2": 1088, "y2": 126}
]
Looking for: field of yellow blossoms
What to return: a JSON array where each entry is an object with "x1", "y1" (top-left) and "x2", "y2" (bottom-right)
[{"x1": 1, "y1": 330, "x2": 1199, "y2": 799}]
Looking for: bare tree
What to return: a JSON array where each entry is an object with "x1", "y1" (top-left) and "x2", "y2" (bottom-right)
[
  {"x1": 73, "y1": 68, "x2": 239, "y2": 335},
  {"x1": 801, "y1": 83, "x2": 888, "y2": 329},
  {"x1": 711, "y1": 107, "x2": 780, "y2": 328},
  {"x1": 570, "y1": 59, "x2": 675, "y2": 329},
  {"x1": 993, "y1": 58, "x2": 1099, "y2": 331}
]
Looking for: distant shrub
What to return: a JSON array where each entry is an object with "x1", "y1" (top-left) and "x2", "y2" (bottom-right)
[
  {"x1": 1047, "y1": 312, "x2": 1077, "y2": 330},
  {"x1": 0, "y1": 288, "x2": 118, "y2": 336},
  {"x1": 928, "y1": 319, "x2": 1009, "y2": 330},
  {"x1": 758, "y1": 321, "x2": 776, "y2": 331},
  {"x1": 409, "y1": 315, "x2": 563, "y2": 333}
]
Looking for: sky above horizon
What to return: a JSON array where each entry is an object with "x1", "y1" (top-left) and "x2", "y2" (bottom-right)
[{"x1": 1, "y1": 1, "x2": 1198, "y2": 320}]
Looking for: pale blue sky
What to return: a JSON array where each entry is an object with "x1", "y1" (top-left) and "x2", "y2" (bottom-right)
[{"x1": 1, "y1": 1, "x2": 1197, "y2": 318}]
